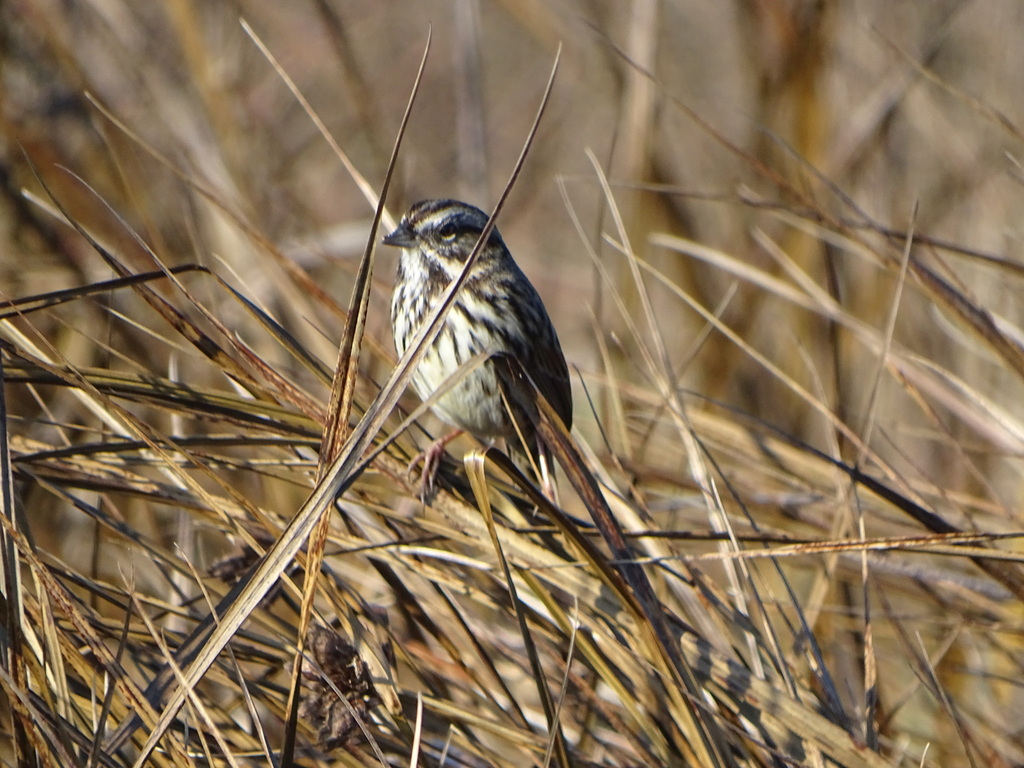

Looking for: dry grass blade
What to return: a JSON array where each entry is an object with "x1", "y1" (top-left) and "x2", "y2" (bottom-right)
[
  {"x1": 104, "y1": 38, "x2": 565, "y2": 766},
  {"x1": 239, "y1": 19, "x2": 392, "y2": 230},
  {"x1": 128, "y1": 589, "x2": 243, "y2": 768},
  {"x1": 465, "y1": 452, "x2": 570, "y2": 768},
  {"x1": 0, "y1": 666, "x2": 76, "y2": 768},
  {"x1": 319, "y1": 27, "x2": 429, "y2": 475},
  {"x1": 484, "y1": 424, "x2": 898, "y2": 766},
  {"x1": 0, "y1": 512, "x2": 175, "y2": 763},
  {"x1": 633, "y1": 239, "x2": 1024, "y2": 600},
  {"x1": 283, "y1": 26, "x2": 430, "y2": 768},
  {"x1": 79, "y1": 94, "x2": 353, "y2": 332},
  {"x1": 0, "y1": 265, "x2": 208, "y2": 320},
  {"x1": 0, "y1": 356, "x2": 30, "y2": 764},
  {"x1": 529, "y1": 391, "x2": 732, "y2": 767},
  {"x1": 911, "y1": 257, "x2": 1024, "y2": 381},
  {"x1": 27, "y1": 165, "x2": 326, "y2": 423},
  {"x1": 856, "y1": 206, "x2": 916, "y2": 749},
  {"x1": 8, "y1": 5, "x2": 1024, "y2": 766}
]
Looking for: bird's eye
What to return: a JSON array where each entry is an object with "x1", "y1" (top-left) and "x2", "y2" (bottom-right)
[{"x1": 437, "y1": 223, "x2": 458, "y2": 241}]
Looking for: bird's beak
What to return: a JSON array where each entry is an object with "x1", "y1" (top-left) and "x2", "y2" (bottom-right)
[{"x1": 382, "y1": 222, "x2": 416, "y2": 248}]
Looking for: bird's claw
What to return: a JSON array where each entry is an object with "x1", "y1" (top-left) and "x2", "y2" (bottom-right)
[{"x1": 407, "y1": 430, "x2": 463, "y2": 501}]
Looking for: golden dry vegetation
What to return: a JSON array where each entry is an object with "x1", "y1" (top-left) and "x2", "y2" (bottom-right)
[{"x1": 1, "y1": 1, "x2": 1023, "y2": 766}]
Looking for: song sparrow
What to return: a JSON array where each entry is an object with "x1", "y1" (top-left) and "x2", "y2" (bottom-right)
[{"x1": 384, "y1": 199, "x2": 572, "y2": 490}]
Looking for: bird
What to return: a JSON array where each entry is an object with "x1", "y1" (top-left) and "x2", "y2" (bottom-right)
[{"x1": 384, "y1": 198, "x2": 572, "y2": 495}]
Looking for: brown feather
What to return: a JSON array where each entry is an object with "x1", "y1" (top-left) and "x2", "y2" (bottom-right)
[{"x1": 386, "y1": 199, "x2": 573, "y2": 479}]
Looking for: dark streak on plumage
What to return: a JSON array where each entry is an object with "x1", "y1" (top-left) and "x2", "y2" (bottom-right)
[{"x1": 385, "y1": 199, "x2": 573, "y2": 463}]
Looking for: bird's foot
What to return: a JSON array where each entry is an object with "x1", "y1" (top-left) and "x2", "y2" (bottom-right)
[{"x1": 408, "y1": 430, "x2": 463, "y2": 500}]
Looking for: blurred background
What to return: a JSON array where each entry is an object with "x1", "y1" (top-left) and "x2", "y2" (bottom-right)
[{"x1": 3, "y1": 1, "x2": 1024, "y2": 766}]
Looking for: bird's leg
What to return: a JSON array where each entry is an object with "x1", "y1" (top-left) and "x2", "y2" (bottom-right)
[{"x1": 408, "y1": 429, "x2": 463, "y2": 499}]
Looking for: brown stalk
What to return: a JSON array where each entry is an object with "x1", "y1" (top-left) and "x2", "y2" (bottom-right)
[{"x1": 281, "y1": 23, "x2": 432, "y2": 768}]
